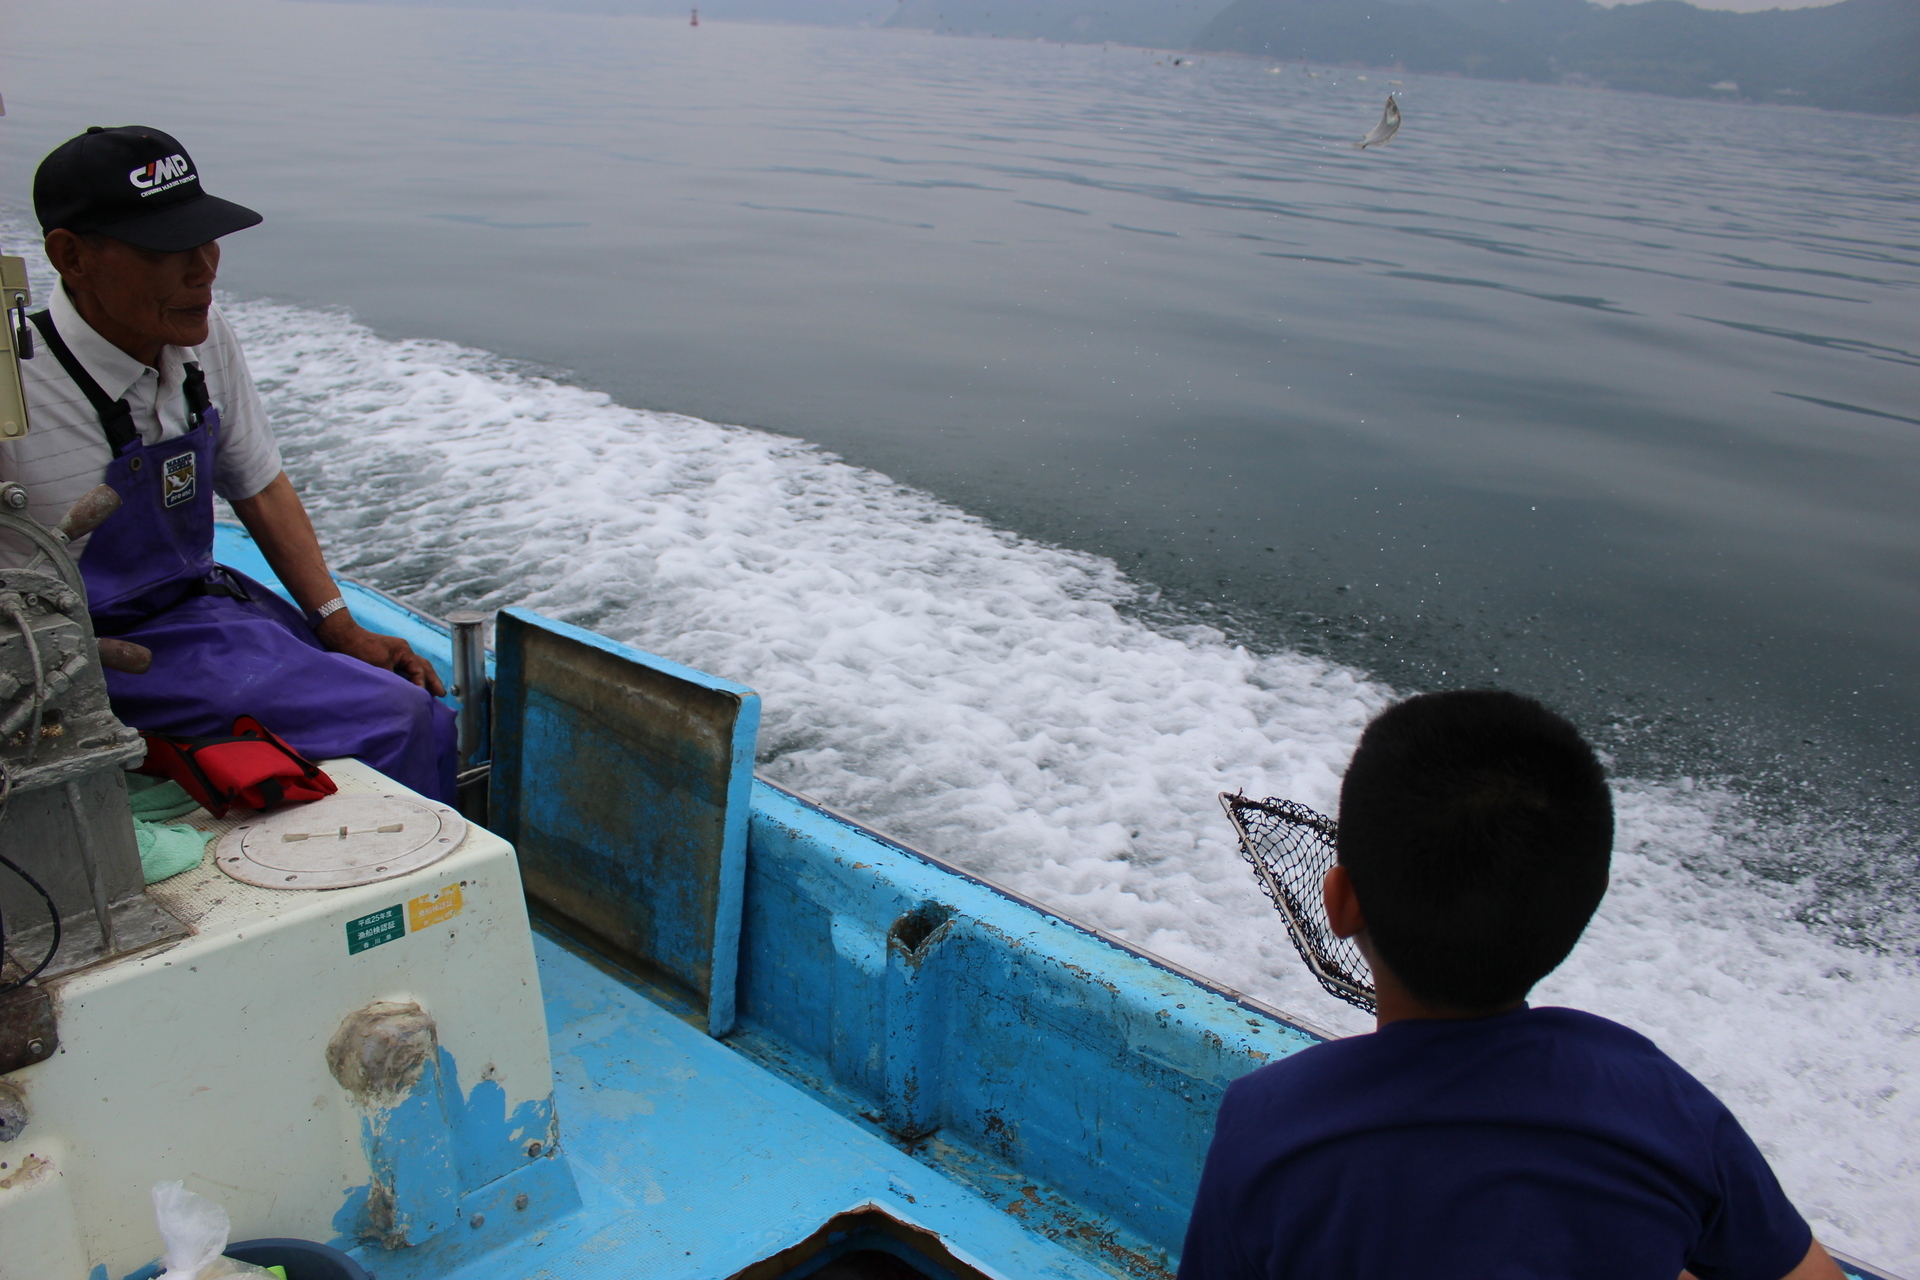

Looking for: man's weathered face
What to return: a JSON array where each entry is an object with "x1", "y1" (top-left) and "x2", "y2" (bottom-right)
[{"x1": 55, "y1": 233, "x2": 221, "y2": 354}]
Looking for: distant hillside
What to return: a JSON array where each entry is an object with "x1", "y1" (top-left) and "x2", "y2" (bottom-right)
[
  {"x1": 1191, "y1": 0, "x2": 1551, "y2": 79},
  {"x1": 344, "y1": 0, "x2": 1920, "y2": 115},
  {"x1": 1191, "y1": 0, "x2": 1920, "y2": 115},
  {"x1": 883, "y1": 0, "x2": 1217, "y2": 48}
]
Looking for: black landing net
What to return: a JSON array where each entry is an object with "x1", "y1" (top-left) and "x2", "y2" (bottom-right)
[{"x1": 1219, "y1": 792, "x2": 1377, "y2": 1015}]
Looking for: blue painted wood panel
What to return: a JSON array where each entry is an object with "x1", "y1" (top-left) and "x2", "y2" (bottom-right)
[{"x1": 491, "y1": 608, "x2": 759, "y2": 1036}]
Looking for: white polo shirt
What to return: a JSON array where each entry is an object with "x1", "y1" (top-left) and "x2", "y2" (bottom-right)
[{"x1": 0, "y1": 281, "x2": 284, "y2": 561}]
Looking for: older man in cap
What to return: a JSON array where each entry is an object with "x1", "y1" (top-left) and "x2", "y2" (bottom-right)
[{"x1": 2, "y1": 125, "x2": 455, "y2": 801}]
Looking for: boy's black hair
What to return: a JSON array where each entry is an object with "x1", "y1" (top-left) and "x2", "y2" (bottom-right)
[{"x1": 1337, "y1": 690, "x2": 1614, "y2": 1011}]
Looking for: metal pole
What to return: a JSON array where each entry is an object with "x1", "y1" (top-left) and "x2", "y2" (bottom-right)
[{"x1": 447, "y1": 612, "x2": 490, "y2": 771}]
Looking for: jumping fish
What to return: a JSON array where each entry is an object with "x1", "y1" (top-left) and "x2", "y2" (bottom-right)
[{"x1": 1354, "y1": 94, "x2": 1401, "y2": 149}]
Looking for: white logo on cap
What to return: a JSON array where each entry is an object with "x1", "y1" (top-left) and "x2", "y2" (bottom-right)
[{"x1": 129, "y1": 154, "x2": 193, "y2": 193}]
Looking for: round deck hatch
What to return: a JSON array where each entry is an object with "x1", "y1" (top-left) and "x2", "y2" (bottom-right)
[{"x1": 213, "y1": 794, "x2": 467, "y2": 890}]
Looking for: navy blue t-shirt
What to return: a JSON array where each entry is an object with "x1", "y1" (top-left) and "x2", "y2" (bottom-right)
[{"x1": 1178, "y1": 1007, "x2": 1810, "y2": 1280}]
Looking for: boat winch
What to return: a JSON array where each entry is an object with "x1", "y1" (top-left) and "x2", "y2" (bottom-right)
[{"x1": 0, "y1": 480, "x2": 185, "y2": 1045}]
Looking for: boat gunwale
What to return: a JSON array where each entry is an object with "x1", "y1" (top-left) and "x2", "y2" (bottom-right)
[{"x1": 754, "y1": 778, "x2": 1342, "y2": 1046}]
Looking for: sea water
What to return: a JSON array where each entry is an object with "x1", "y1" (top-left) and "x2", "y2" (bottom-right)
[{"x1": 3, "y1": 0, "x2": 1916, "y2": 1268}]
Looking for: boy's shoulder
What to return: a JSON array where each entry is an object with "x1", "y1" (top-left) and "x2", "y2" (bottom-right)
[
  {"x1": 1236, "y1": 1003, "x2": 1659, "y2": 1073},
  {"x1": 1222, "y1": 1005, "x2": 1721, "y2": 1137}
]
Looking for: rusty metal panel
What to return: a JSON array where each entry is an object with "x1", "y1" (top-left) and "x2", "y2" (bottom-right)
[{"x1": 490, "y1": 609, "x2": 758, "y2": 1037}]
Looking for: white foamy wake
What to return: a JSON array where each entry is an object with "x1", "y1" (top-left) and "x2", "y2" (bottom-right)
[
  {"x1": 1, "y1": 210, "x2": 1906, "y2": 1270},
  {"x1": 221, "y1": 298, "x2": 1914, "y2": 1273}
]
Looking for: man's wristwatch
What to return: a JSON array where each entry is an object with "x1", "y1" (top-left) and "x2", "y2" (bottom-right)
[{"x1": 308, "y1": 596, "x2": 349, "y2": 629}]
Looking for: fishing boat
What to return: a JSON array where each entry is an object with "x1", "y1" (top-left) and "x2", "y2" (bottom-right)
[{"x1": 0, "y1": 276, "x2": 1903, "y2": 1280}]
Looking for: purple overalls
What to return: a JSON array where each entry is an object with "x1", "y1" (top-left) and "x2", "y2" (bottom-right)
[{"x1": 29, "y1": 310, "x2": 455, "y2": 802}]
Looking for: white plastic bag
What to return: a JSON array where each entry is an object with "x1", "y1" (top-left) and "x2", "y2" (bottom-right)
[{"x1": 151, "y1": 1181, "x2": 278, "y2": 1280}]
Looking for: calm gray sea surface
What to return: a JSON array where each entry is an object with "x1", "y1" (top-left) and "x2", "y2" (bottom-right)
[{"x1": 5, "y1": 1, "x2": 1918, "y2": 887}]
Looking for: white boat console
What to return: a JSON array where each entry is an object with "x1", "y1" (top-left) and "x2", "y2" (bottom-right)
[{"x1": 0, "y1": 758, "x2": 573, "y2": 1280}]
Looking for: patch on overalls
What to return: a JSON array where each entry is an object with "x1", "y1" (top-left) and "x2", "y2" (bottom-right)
[{"x1": 162, "y1": 451, "x2": 196, "y2": 508}]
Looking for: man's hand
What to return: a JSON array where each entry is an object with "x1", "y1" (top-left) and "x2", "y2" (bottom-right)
[{"x1": 316, "y1": 612, "x2": 446, "y2": 696}]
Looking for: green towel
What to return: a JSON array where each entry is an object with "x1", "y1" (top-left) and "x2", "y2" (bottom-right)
[
  {"x1": 126, "y1": 773, "x2": 202, "y2": 822},
  {"x1": 135, "y1": 820, "x2": 209, "y2": 884},
  {"x1": 127, "y1": 775, "x2": 210, "y2": 883}
]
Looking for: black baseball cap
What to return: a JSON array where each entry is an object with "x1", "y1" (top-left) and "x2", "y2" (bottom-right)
[{"x1": 34, "y1": 125, "x2": 261, "y2": 252}]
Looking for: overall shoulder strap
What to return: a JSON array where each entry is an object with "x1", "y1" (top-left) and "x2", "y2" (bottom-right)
[
  {"x1": 182, "y1": 362, "x2": 212, "y2": 430},
  {"x1": 27, "y1": 309, "x2": 140, "y2": 455}
]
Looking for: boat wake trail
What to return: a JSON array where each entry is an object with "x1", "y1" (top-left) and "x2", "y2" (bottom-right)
[{"x1": 220, "y1": 297, "x2": 1915, "y2": 1273}]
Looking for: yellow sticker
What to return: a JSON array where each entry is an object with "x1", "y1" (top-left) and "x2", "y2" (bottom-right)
[{"x1": 406, "y1": 883, "x2": 464, "y2": 933}]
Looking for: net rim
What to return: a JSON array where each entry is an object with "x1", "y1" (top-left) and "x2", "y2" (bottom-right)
[{"x1": 1220, "y1": 791, "x2": 1378, "y2": 1015}]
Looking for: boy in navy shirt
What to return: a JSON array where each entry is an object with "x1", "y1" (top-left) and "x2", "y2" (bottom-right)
[{"x1": 1180, "y1": 691, "x2": 1843, "y2": 1280}]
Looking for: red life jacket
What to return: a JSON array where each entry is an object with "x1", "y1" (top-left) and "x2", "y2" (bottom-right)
[{"x1": 136, "y1": 715, "x2": 338, "y2": 819}]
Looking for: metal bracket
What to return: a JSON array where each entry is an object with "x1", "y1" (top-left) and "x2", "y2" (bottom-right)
[
  {"x1": 0, "y1": 984, "x2": 57, "y2": 1075},
  {"x1": 0, "y1": 255, "x2": 31, "y2": 442}
]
